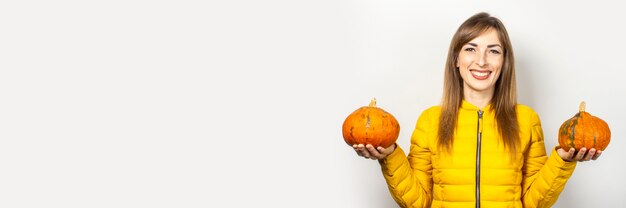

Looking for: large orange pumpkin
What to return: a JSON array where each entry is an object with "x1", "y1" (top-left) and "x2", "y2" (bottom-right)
[
  {"x1": 342, "y1": 98, "x2": 400, "y2": 148},
  {"x1": 558, "y1": 101, "x2": 611, "y2": 151}
]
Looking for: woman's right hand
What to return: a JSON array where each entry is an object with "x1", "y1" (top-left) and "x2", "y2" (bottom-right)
[{"x1": 352, "y1": 143, "x2": 396, "y2": 160}]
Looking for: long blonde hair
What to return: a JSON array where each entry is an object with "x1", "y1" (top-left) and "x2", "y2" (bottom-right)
[{"x1": 438, "y1": 12, "x2": 519, "y2": 156}]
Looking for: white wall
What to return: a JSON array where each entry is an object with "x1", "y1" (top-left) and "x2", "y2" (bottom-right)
[{"x1": 1, "y1": 0, "x2": 624, "y2": 207}]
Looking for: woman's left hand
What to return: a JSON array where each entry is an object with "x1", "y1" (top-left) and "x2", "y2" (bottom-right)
[{"x1": 557, "y1": 147, "x2": 602, "y2": 162}]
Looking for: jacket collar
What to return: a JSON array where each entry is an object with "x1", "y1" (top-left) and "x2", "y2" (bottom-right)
[{"x1": 461, "y1": 100, "x2": 492, "y2": 112}]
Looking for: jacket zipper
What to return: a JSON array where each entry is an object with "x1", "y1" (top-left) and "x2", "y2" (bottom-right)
[{"x1": 476, "y1": 110, "x2": 483, "y2": 208}]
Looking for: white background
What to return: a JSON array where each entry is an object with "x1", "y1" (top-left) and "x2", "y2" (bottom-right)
[{"x1": 1, "y1": 0, "x2": 624, "y2": 207}]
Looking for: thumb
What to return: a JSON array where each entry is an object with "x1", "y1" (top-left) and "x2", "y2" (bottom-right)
[
  {"x1": 378, "y1": 144, "x2": 396, "y2": 155},
  {"x1": 557, "y1": 147, "x2": 575, "y2": 161}
]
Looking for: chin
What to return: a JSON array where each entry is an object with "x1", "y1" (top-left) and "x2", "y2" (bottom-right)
[{"x1": 467, "y1": 83, "x2": 495, "y2": 92}]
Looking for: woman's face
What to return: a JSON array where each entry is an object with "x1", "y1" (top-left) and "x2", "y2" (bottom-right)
[{"x1": 456, "y1": 28, "x2": 504, "y2": 95}]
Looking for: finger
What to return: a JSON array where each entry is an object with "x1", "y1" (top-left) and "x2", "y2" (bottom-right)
[
  {"x1": 574, "y1": 148, "x2": 586, "y2": 161},
  {"x1": 583, "y1": 148, "x2": 596, "y2": 161},
  {"x1": 377, "y1": 146, "x2": 389, "y2": 156},
  {"x1": 354, "y1": 149, "x2": 364, "y2": 157},
  {"x1": 356, "y1": 144, "x2": 366, "y2": 152},
  {"x1": 358, "y1": 144, "x2": 372, "y2": 158},
  {"x1": 366, "y1": 144, "x2": 382, "y2": 159},
  {"x1": 592, "y1": 150, "x2": 603, "y2": 160},
  {"x1": 379, "y1": 144, "x2": 395, "y2": 154},
  {"x1": 354, "y1": 144, "x2": 365, "y2": 157},
  {"x1": 564, "y1": 148, "x2": 576, "y2": 161}
]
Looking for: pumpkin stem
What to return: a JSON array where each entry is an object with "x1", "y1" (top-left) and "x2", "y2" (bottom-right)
[
  {"x1": 579, "y1": 101, "x2": 586, "y2": 112},
  {"x1": 369, "y1": 98, "x2": 377, "y2": 107}
]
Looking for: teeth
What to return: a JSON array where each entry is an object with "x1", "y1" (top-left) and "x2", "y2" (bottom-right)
[{"x1": 471, "y1": 71, "x2": 490, "y2": 77}]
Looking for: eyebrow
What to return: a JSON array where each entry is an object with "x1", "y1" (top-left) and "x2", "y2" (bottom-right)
[{"x1": 467, "y1": 43, "x2": 502, "y2": 48}]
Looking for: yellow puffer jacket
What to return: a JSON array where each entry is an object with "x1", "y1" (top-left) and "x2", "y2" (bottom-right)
[{"x1": 380, "y1": 101, "x2": 577, "y2": 208}]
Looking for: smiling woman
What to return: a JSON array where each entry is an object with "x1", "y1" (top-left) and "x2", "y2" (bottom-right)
[
  {"x1": 457, "y1": 29, "x2": 503, "y2": 96},
  {"x1": 351, "y1": 12, "x2": 602, "y2": 208}
]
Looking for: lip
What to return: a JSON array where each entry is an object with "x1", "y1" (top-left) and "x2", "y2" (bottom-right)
[{"x1": 470, "y1": 69, "x2": 492, "y2": 80}]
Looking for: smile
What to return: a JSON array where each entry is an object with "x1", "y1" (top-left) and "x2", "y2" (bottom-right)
[{"x1": 470, "y1": 69, "x2": 491, "y2": 80}]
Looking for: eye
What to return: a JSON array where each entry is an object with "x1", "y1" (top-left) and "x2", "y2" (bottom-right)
[
  {"x1": 464, "y1": 47, "x2": 475, "y2": 52},
  {"x1": 490, "y1": 49, "x2": 502, "y2": 54}
]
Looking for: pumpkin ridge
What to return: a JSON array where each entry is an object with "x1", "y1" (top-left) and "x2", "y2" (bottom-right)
[
  {"x1": 591, "y1": 116, "x2": 598, "y2": 148},
  {"x1": 365, "y1": 111, "x2": 370, "y2": 144},
  {"x1": 578, "y1": 102, "x2": 586, "y2": 149},
  {"x1": 569, "y1": 119, "x2": 577, "y2": 148},
  {"x1": 350, "y1": 126, "x2": 354, "y2": 140}
]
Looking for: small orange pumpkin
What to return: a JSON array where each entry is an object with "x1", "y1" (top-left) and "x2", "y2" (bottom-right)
[
  {"x1": 558, "y1": 101, "x2": 611, "y2": 151},
  {"x1": 342, "y1": 98, "x2": 400, "y2": 148}
]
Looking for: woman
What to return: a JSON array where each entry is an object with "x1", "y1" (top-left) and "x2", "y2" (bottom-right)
[{"x1": 353, "y1": 12, "x2": 601, "y2": 208}]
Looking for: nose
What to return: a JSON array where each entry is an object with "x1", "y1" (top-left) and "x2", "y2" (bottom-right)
[{"x1": 476, "y1": 52, "x2": 488, "y2": 67}]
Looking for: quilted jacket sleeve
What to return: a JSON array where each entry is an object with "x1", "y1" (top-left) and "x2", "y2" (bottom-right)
[
  {"x1": 521, "y1": 112, "x2": 577, "y2": 208},
  {"x1": 379, "y1": 109, "x2": 433, "y2": 208}
]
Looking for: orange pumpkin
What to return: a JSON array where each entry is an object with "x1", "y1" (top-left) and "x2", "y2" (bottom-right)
[
  {"x1": 558, "y1": 101, "x2": 611, "y2": 151},
  {"x1": 342, "y1": 98, "x2": 400, "y2": 148}
]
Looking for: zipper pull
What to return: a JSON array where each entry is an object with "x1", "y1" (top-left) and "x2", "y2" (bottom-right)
[{"x1": 478, "y1": 110, "x2": 484, "y2": 133}]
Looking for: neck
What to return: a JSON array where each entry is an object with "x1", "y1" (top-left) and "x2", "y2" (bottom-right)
[{"x1": 463, "y1": 87, "x2": 494, "y2": 109}]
